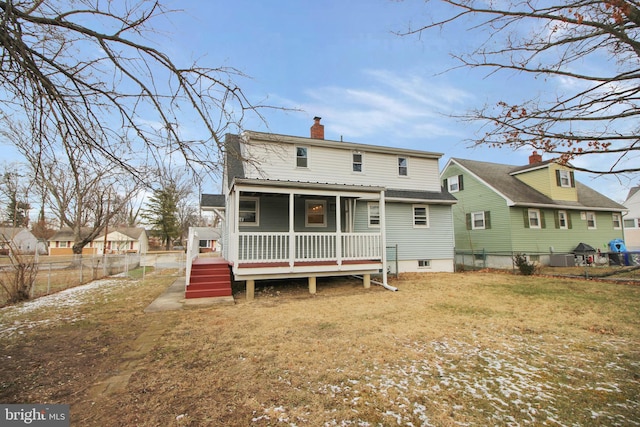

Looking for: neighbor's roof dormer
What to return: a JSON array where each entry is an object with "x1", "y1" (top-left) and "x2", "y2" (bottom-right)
[{"x1": 509, "y1": 152, "x2": 578, "y2": 202}]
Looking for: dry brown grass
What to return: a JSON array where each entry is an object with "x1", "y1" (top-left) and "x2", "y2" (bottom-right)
[{"x1": 1, "y1": 272, "x2": 639, "y2": 426}]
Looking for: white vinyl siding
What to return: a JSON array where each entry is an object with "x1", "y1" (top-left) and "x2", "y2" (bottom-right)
[{"x1": 243, "y1": 140, "x2": 442, "y2": 191}]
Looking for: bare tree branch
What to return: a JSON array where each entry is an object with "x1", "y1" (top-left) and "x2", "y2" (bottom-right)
[{"x1": 399, "y1": 0, "x2": 640, "y2": 175}]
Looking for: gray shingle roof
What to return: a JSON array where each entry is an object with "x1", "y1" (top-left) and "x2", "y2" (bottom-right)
[
  {"x1": 201, "y1": 194, "x2": 225, "y2": 208},
  {"x1": 386, "y1": 188, "x2": 457, "y2": 204},
  {"x1": 451, "y1": 158, "x2": 626, "y2": 211}
]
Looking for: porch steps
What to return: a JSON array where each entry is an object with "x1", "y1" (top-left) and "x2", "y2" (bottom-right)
[{"x1": 185, "y1": 258, "x2": 233, "y2": 299}]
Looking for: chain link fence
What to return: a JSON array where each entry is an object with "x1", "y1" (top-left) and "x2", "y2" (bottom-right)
[{"x1": 0, "y1": 252, "x2": 186, "y2": 305}]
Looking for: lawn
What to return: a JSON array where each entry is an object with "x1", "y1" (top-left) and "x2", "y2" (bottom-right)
[{"x1": 0, "y1": 271, "x2": 639, "y2": 426}]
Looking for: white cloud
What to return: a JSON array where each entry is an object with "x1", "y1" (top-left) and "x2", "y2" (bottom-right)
[{"x1": 285, "y1": 69, "x2": 474, "y2": 144}]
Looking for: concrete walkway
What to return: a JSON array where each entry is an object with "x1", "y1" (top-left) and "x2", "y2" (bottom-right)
[{"x1": 144, "y1": 277, "x2": 235, "y2": 313}]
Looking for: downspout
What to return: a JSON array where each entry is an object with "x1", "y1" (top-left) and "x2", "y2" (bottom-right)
[
  {"x1": 379, "y1": 190, "x2": 388, "y2": 288},
  {"x1": 352, "y1": 275, "x2": 397, "y2": 292}
]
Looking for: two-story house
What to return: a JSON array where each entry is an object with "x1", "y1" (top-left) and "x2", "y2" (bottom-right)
[
  {"x1": 188, "y1": 118, "x2": 456, "y2": 299},
  {"x1": 441, "y1": 152, "x2": 627, "y2": 268},
  {"x1": 623, "y1": 186, "x2": 640, "y2": 250}
]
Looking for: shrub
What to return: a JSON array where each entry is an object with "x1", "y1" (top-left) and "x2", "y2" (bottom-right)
[
  {"x1": 514, "y1": 253, "x2": 537, "y2": 276},
  {"x1": 0, "y1": 243, "x2": 38, "y2": 304}
]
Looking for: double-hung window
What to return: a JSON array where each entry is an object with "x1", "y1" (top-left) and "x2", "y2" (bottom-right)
[
  {"x1": 353, "y1": 152, "x2": 363, "y2": 172},
  {"x1": 398, "y1": 157, "x2": 408, "y2": 176},
  {"x1": 558, "y1": 210, "x2": 568, "y2": 229},
  {"x1": 472, "y1": 211, "x2": 486, "y2": 229},
  {"x1": 296, "y1": 146, "x2": 308, "y2": 168},
  {"x1": 447, "y1": 175, "x2": 463, "y2": 193},
  {"x1": 612, "y1": 213, "x2": 622, "y2": 229},
  {"x1": 586, "y1": 211, "x2": 597, "y2": 229},
  {"x1": 528, "y1": 209, "x2": 541, "y2": 228},
  {"x1": 368, "y1": 202, "x2": 380, "y2": 227},
  {"x1": 413, "y1": 205, "x2": 429, "y2": 227}
]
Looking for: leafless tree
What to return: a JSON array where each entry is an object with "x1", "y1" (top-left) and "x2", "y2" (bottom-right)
[
  {"x1": 0, "y1": 0, "x2": 268, "y2": 180},
  {"x1": 402, "y1": 0, "x2": 640, "y2": 175}
]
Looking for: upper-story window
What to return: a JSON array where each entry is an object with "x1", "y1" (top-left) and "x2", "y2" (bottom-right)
[
  {"x1": 352, "y1": 152, "x2": 363, "y2": 172},
  {"x1": 296, "y1": 146, "x2": 308, "y2": 168},
  {"x1": 612, "y1": 213, "x2": 622, "y2": 229},
  {"x1": 368, "y1": 202, "x2": 380, "y2": 228},
  {"x1": 413, "y1": 205, "x2": 429, "y2": 227},
  {"x1": 447, "y1": 175, "x2": 464, "y2": 193},
  {"x1": 556, "y1": 169, "x2": 574, "y2": 188},
  {"x1": 239, "y1": 197, "x2": 259, "y2": 226},
  {"x1": 398, "y1": 157, "x2": 408, "y2": 176},
  {"x1": 305, "y1": 200, "x2": 326, "y2": 227}
]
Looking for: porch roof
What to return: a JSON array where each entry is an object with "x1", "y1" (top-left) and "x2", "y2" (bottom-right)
[
  {"x1": 386, "y1": 188, "x2": 457, "y2": 205},
  {"x1": 231, "y1": 178, "x2": 385, "y2": 194}
]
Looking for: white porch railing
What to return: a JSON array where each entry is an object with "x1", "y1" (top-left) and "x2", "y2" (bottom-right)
[
  {"x1": 237, "y1": 232, "x2": 381, "y2": 264},
  {"x1": 185, "y1": 227, "x2": 200, "y2": 284}
]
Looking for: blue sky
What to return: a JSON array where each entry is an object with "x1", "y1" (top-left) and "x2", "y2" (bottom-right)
[{"x1": 1, "y1": 0, "x2": 634, "y2": 203}]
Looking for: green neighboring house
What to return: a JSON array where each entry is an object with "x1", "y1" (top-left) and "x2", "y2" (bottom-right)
[{"x1": 441, "y1": 153, "x2": 626, "y2": 268}]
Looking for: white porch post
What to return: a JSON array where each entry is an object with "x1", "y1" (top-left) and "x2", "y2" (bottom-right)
[
  {"x1": 379, "y1": 190, "x2": 388, "y2": 286},
  {"x1": 289, "y1": 192, "x2": 295, "y2": 269},
  {"x1": 233, "y1": 189, "x2": 239, "y2": 267},
  {"x1": 335, "y1": 195, "x2": 342, "y2": 266}
]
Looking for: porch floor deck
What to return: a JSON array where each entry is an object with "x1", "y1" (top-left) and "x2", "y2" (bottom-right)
[{"x1": 192, "y1": 257, "x2": 232, "y2": 266}]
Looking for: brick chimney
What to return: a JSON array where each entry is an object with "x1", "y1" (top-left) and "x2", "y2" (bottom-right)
[
  {"x1": 310, "y1": 116, "x2": 324, "y2": 139},
  {"x1": 529, "y1": 151, "x2": 542, "y2": 164}
]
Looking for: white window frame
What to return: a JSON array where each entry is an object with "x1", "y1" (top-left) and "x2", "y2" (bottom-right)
[
  {"x1": 352, "y1": 152, "x2": 363, "y2": 173},
  {"x1": 612, "y1": 213, "x2": 622, "y2": 229},
  {"x1": 471, "y1": 211, "x2": 486, "y2": 230},
  {"x1": 559, "y1": 170, "x2": 572, "y2": 187},
  {"x1": 558, "y1": 210, "x2": 568, "y2": 229},
  {"x1": 305, "y1": 199, "x2": 327, "y2": 227},
  {"x1": 448, "y1": 175, "x2": 460, "y2": 193},
  {"x1": 368, "y1": 202, "x2": 380, "y2": 228},
  {"x1": 398, "y1": 156, "x2": 408, "y2": 177},
  {"x1": 624, "y1": 218, "x2": 636, "y2": 228},
  {"x1": 239, "y1": 197, "x2": 259, "y2": 226},
  {"x1": 413, "y1": 205, "x2": 429, "y2": 228},
  {"x1": 418, "y1": 259, "x2": 431, "y2": 269},
  {"x1": 296, "y1": 146, "x2": 308, "y2": 168},
  {"x1": 586, "y1": 211, "x2": 597, "y2": 229},
  {"x1": 528, "y1": 209, "x2": 541, "y2": 229},
  {"x1": 59, "y1": 241, "x2": 68, "y2": 248}
]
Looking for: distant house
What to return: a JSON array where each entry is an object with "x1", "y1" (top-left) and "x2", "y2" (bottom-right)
[
  {"x1": 623, "y1": 186, "x2": 640, "y2": 250},
  {"x1": 189, "y1": 117, "x2": 457, "y2": 299},
  {"x1": 190, "y1": 227, "x2": 221, "y2": 253},
  {"x1": 48, "y1": 227, "x2": 147, "y2": 255},
  {"x1": 48, "y1": 228, "x2": 97, "y2": 255},
  {"x1": 441, "y1": 153, "x2": 627, "y2": 268},
  {"x1": 0, "y1": 227, "x2": 44, "y2": 255},
  {"x1": 94, "y1": 227, "x2": 148, "y2": 254}
]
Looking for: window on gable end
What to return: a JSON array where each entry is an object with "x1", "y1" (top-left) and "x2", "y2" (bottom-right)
[
  {"x1": 398, "y1": 157, "x2": 408, "y2": 176},
  {"x1": 352, "y1": 152, "x2": 363, "y2": 172},
  {"x1": 296, "y1": 146, "x2": 308, "y2": 168},
  {"x1": 447, "y1": 175, "x2": 463, "y2": 193}
]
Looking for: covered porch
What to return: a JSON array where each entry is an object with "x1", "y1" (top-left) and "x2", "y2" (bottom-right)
[{"x1": 228, "y1": 179, "x2": 389, "y2": 297}]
